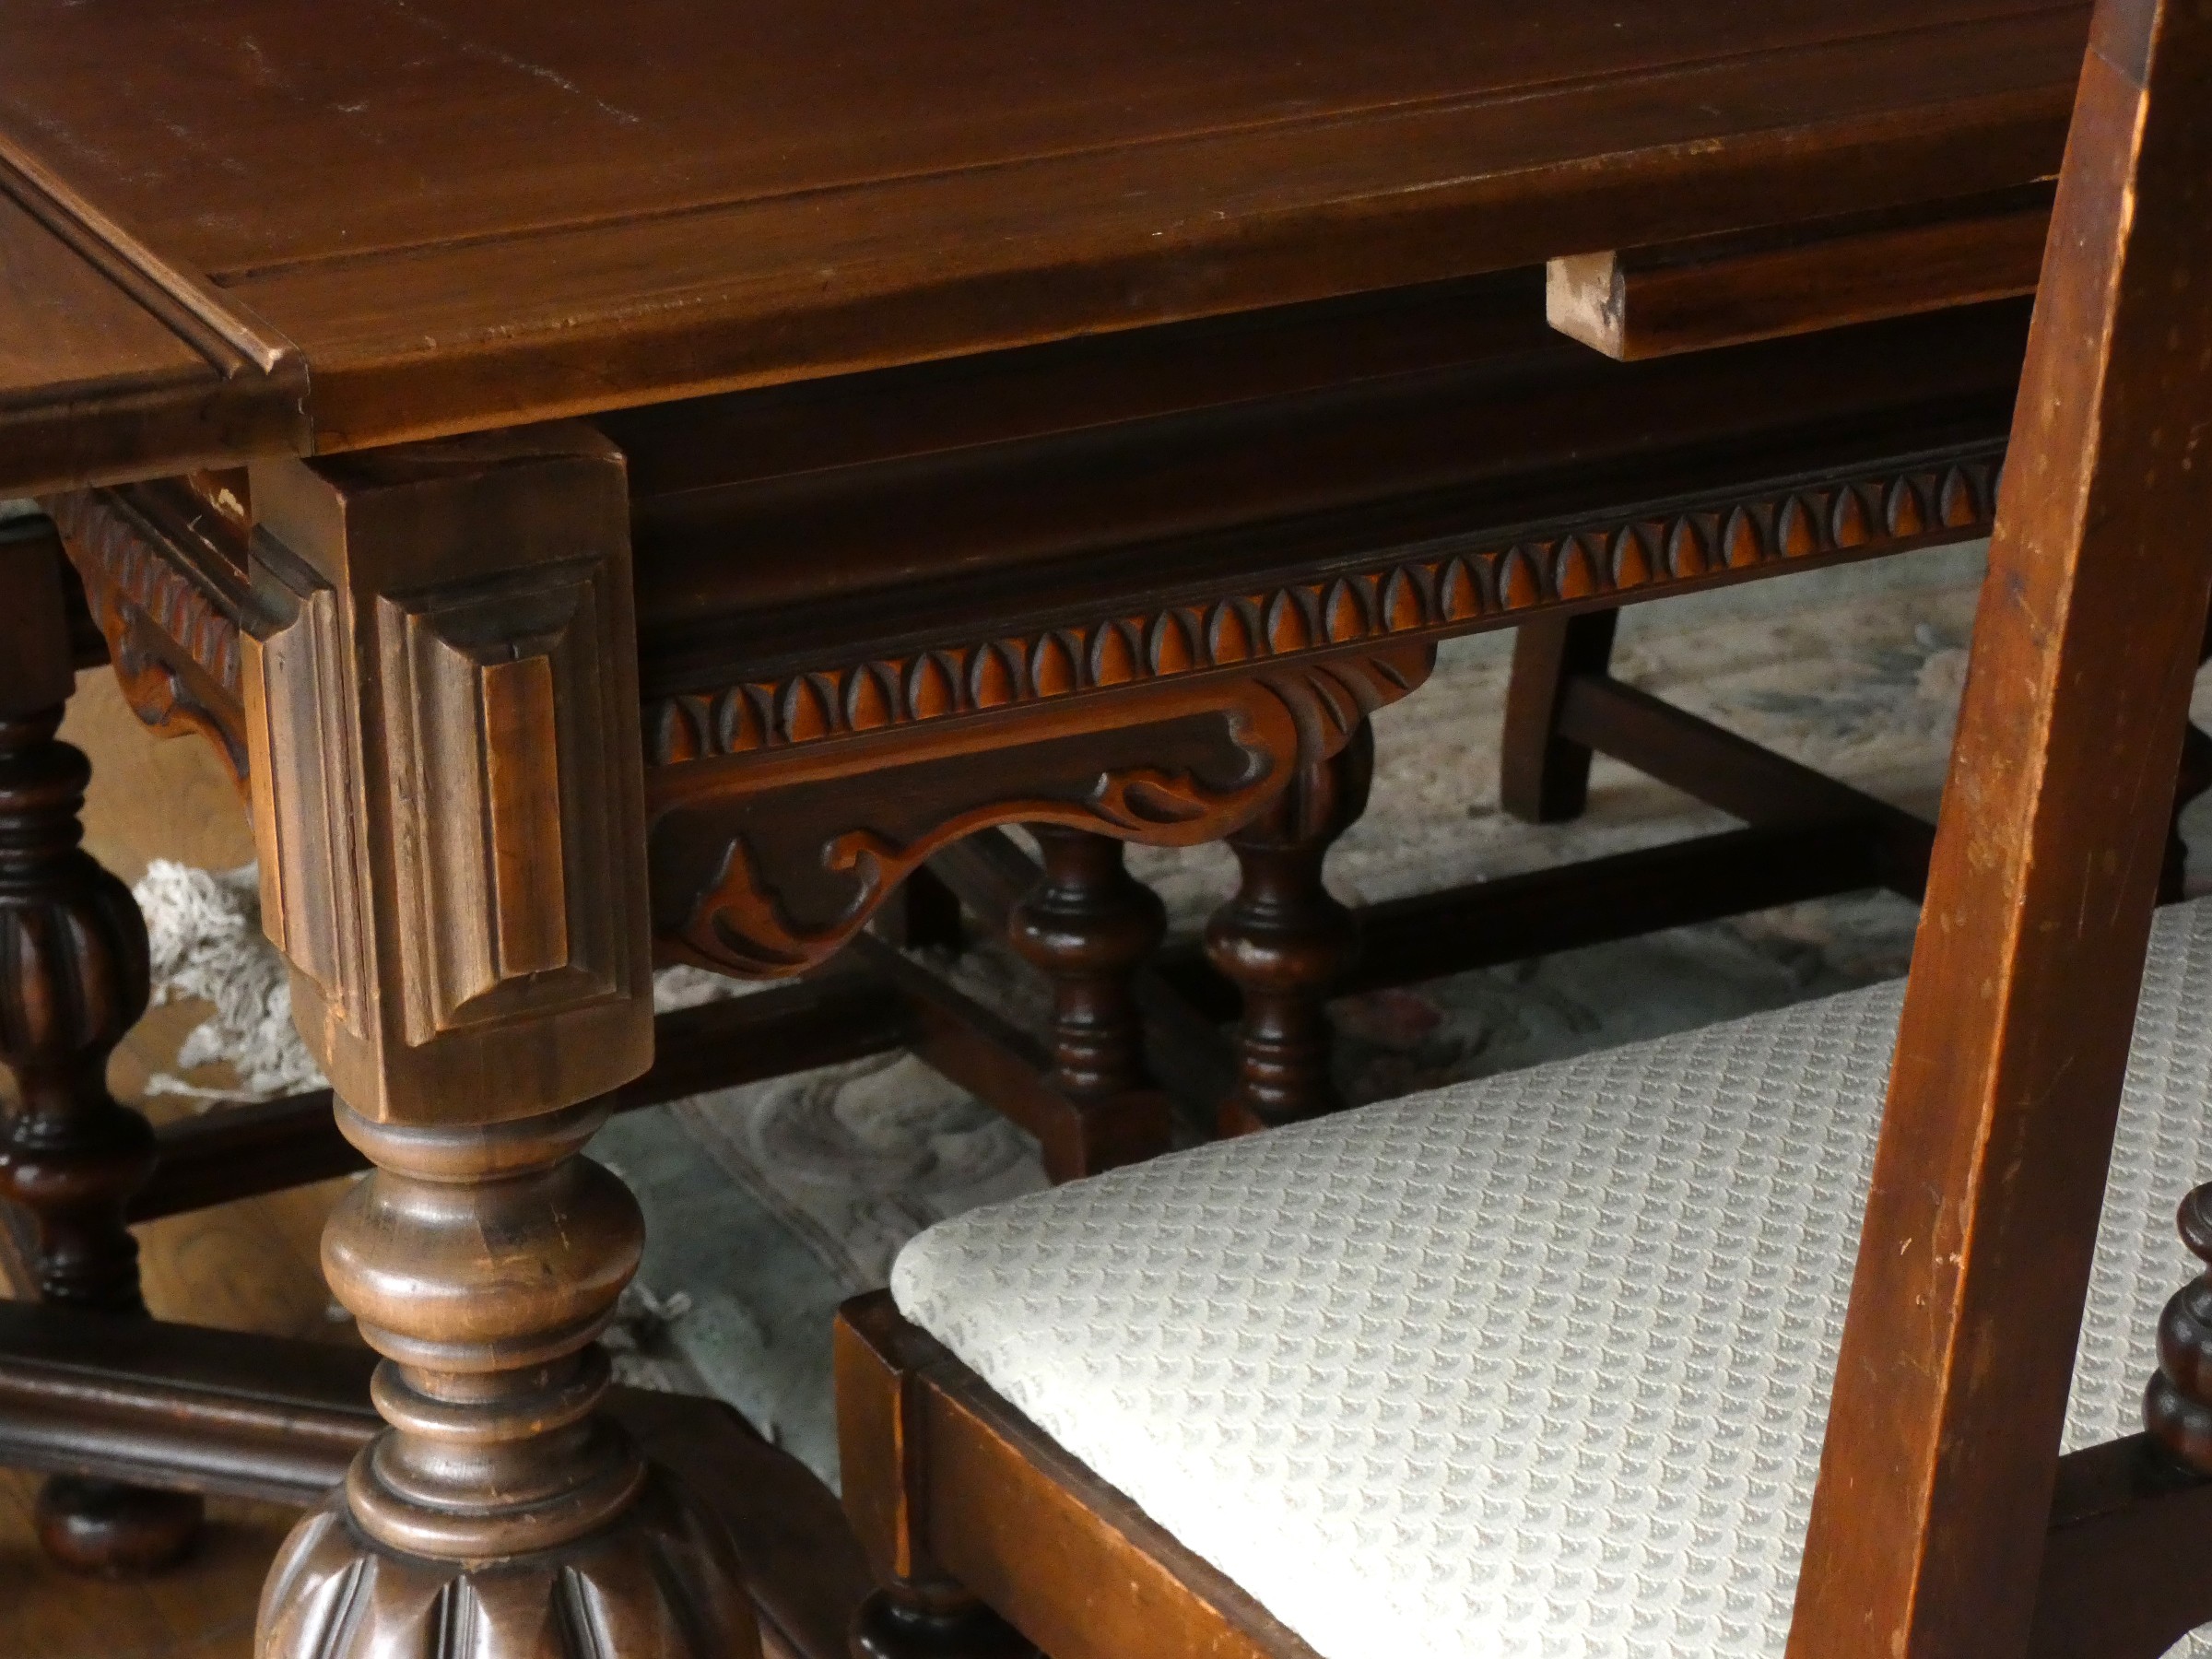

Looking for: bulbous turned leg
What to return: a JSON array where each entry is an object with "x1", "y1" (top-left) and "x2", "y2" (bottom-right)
[
  {"x1": 0, "y1": 705, "x2": 203, "y2": 1574},
  {"x1": 1206, "y1": 722, "x2": 1373, "y2": 1136},
  {"x1": 1006, "y1": 827, "x2": 1170, "y2": 1179},
  {"x1": 257, "y1": 1099, "x2": 758, "y2": 1659},
  {"x1": 852, "y1": 1582, "x2": 1034, "y2": 1659},
  {"x1": 2146, "y1": 1183, "x2": 2212, "y2": 1470}
]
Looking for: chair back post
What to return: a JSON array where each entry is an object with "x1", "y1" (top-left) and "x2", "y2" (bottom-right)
[{"x1": 1789, "y1": 2, "x2": 2212, "y2": 1655}]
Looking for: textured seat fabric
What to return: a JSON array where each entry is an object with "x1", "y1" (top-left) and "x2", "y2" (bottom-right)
[{"x1": 891, "y1": 898, "x2": 2212, "y2": 1659}]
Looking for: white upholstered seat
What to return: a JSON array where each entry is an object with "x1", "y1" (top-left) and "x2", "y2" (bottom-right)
[{"x1": 891, "y1": 898, "x2": 2212, "y2": 1659}]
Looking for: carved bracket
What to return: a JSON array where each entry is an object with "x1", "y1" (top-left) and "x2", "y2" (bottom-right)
[
  {"x1": 43, "y1": 486, "x2": 252, "y2": 785},
  {"x1": 650, "y1": 647, "x2": 1431, "y2": 977},
  {"x1": 45, "y1": 441, "x2": 2002, "y2": 994}
]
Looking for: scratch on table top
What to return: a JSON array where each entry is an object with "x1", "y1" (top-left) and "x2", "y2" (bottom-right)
[{"x1": 371, "y1": 0, "x2": 645, "y2": 127}]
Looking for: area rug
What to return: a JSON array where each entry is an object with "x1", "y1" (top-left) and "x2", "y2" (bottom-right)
[{"x1": 137, "y1": 541, "x2": 2210, "y2": 1488}]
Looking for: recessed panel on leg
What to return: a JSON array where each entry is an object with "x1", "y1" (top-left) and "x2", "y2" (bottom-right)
[{"x1": 239, "y1": 427, "x2": 758, "y2": 1659}]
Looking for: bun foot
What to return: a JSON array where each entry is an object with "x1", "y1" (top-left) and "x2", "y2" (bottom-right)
[
  {"x1": 258, "y1": 1468, "x2": 758, "y2": 1659},
  {"x1": 34, "y1": 1475, "x2": 204, "y2": 1577}
]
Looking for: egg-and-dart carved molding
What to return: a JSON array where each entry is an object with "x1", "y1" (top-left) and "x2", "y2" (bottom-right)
[
  {"x1": 643, "y1": 448, "x2": 2003, "y2": 768},
  {"x1": 42, "y1": 443, "x2": 2004, "y2": 790}
]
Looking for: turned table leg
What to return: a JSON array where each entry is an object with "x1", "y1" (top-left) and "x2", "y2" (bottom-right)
[
  {"x1": 1500, "y1": 610, "x2": 1618, "y2": 824},
  {"x1": 0, "y1": 536, "x2": 202, "y2": 1574},
  {"x1": 1206, "y1": 720, "x2": 1373, "y2": 1135},
  {"x1": 240, "y1": 429, "x2": 757, "y2": 1657},
  {"x1": 261, "y1": 1100, "x2": 755, "y2": 1655},
  {"x1": 1006, "y1": 826, "x2": 1170, "y2": 1178}
]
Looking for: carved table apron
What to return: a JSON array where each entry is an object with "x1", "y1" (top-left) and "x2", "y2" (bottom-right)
[
  {"x1": 52, "y1": 272, "x2": 2020, "y2": 986},
  {"x1": 0, "y1": 1, "x2": 2088, "y2": 1651}
]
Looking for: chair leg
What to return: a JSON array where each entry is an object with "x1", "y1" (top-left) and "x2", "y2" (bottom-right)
[
  {"x1": 0, "y1": 556, "x2": 202, "y2": 1575},
  {"x1": 1500, "y1": 609, "x2": 1619, "y2": 823},
  {"x1": 852, "y1": 1583, "x2": 1034, "y2": 1659},
  {"x1": 1006, "y1": 827, "x2": 1171, "y2": 1179},
  {"x1": 1207, "y1": 721, "x2": 1373, "y2": 1135},
  {"x1": 837, "y1": 1295, "x2": 1037, "y2": 1659},
  {"x1": 2144, "y1": 1183, "x2": 2212, "y2": 1469}
]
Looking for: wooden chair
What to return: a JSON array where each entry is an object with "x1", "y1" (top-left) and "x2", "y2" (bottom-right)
[{"x1": 832, "y1": 2, "x2": 2212, "y2": 1656}]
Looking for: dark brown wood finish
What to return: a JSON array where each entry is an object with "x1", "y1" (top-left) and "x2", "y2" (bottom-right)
[
  {"x1": 2145, "y1": 1183, "x2": 2212, "y2": 1469},
  {"x1": 1546, "y1": 187, "x2": 2053, "y2": 361},
  {"x1": 1006, "y1": 829, "x2": 1173, "y2": 1179},
  {"x1": 0, "y1": 531, "x2": 203, "y2": 1576},
  {"x1": 928, "y1": 830, "x2": 1237, "y2": 1124},
  {"x1": 41, "y1": 271, "x2": 2031, "y2": 986},
  {"x1": 2028, "y1": 1436, "x2": 2212, "y2": 1659},
  {"x1": 1207, "y1": 725, "x2": 1372, "y2": 1134},
  {"x1": 0, "y1": 1301, "x2": 871, "y2": 1659},
  {"x1": 1792, "y1": 0, "x2": 2212, "y2": 1653},
  {"x1": 2157, "y1": 616, "x2": 2212, "y2": 900},
  {"x1": 12, "y1": 252, "x2": 2029, "y2": 1642},
  {"x1": 822, "y1": 5, "x2": 2212, "y2": 1657},
  {"x1": 1500, "y1": 611, "x2": 1621, "y2": 823},
  {"x1": 0, "y1": 1, "x2": 2088, "y2": 480},
  {"x1": 262, "y1": 1100, "x2": 759, "y2": 1659},
  {"x1": 0, "y1": 159, "x2": 308, "y2": 496},
  {"x1": 9, "y1": 8, "x2": 2183, "y2": 1651},
  {"x1": 836, "y1": 1292, "x2": 2212, "y2": 1659},
  {"x1": 224, "y1": 429, "x2": 757, "y2": 1659},
  {"x1": 1557, "y1": 676, "x2": 1936, "y2": 894}
]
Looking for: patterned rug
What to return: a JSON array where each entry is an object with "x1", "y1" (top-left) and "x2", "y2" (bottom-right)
[{"x1": 143, "y1": 540, "x2": 2203, "y2": 1488}]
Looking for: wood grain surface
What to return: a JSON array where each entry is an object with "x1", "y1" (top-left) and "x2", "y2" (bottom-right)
[
  {"x1": 0, "y1": 0, "x2": 2088, "y2": 478},
  {"x1": 1791, "y1": 0, "x2": 2212, "y2": 1652}
]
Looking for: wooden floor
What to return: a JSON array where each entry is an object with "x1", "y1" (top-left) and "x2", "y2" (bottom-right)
[
  {"x1": 0, "y1": 1126, "x2": 359, "y2": 1657},
  {"x1": 1, "y1": 1476, "x2": 297, "y2": 1659},
  {"x1": 3, "y1": 672, "x2": 351, "y2": 1658}
]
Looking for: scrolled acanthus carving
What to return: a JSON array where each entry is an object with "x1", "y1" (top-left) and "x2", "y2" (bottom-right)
[{"x1": 650, "y1": 647, "x2": 1432, "y2": 977}]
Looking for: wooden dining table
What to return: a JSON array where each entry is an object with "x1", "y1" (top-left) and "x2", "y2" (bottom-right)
[{"x1": 0, "y1": 3, "x2": 2095, "y2": 1653}]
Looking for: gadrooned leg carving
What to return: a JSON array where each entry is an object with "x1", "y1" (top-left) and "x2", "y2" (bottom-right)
[
  {"x1": 2146, "y1": 1183, "x2": 2212, "y2": 1471},
  {"x1": 256, "y1": 1098, "x2": 758, "y2": 1659},
  {"x1": 852, "y1": 1582, "x2": 1035, "y2": 1659},
  {"x1": 1006, "y1": 826, "x2": 1171, "y2": 1177},
  {"x1": 0, "y1": 705, "x2": 204, "y2": 1573},
  {"x1": 1206, "y1": 719, "x2": 1375, "y2": 1135}
]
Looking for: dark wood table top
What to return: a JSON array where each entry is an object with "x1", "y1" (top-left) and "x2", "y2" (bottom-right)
[{"x1": 1, "y1": 0, "x2": 2088, "y2": 493}]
